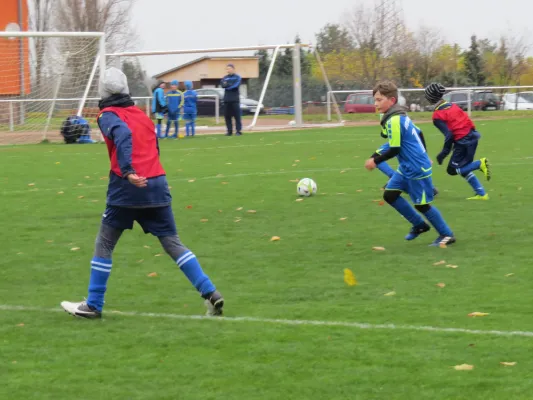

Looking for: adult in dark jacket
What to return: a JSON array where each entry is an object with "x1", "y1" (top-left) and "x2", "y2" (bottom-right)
[{"x1": 221, "y1": 64, "x2": 242, "y2": 136}]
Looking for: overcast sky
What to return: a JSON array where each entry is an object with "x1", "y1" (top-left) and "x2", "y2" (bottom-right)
[{"x1": 130, "y1": 0, "x2": 533, "y2": 76}]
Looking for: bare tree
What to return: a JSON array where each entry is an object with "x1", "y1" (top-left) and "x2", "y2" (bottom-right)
[
  {"x1": 28, "y1": 0, "x2": 54, "y2": 83},
  {"x1": 415, "y1": 25, "x2": 444, "y2": 84}
]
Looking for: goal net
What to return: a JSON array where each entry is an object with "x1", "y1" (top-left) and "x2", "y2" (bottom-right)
[
  {"x1": 0, "y1": 32, "x2": 104, "y2": 145},
  {"x1": 107, "y1": 44, "x2": 343, "y2": 135}
]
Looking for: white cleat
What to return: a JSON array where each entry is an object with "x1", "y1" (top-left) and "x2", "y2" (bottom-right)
[{"x1": 61, "y1": 300, "x2": 101, "y2": 319}]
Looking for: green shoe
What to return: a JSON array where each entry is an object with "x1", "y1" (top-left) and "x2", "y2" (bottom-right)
[
  {"x1": 480, "y1": 158, "x2": 491, "y2": 181},
  {"x1": 467, "y1": 194, "x2": 489, "y2": 200}
]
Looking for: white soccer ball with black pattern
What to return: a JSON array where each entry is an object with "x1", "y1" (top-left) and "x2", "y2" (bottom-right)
[{"x1": 297, "y1": 178, "x2": 317, "y2": 197}]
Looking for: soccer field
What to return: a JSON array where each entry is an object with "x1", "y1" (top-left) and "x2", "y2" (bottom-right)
[{"x1": 2, "y1": 118, "x2": 533, "y2": 399}]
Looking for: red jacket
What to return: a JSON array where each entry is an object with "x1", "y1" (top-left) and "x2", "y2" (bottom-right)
[
  {"x1": 432, "y1": 102, "x2": 475, "y2": 141},
  {"x1": 98, "y1": 106, "x2": 165, "y2": 178}
]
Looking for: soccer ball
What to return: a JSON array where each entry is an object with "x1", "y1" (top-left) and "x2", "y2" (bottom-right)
[{"x1": 297, "y1": 178, "x2": 317, "y2": 197}]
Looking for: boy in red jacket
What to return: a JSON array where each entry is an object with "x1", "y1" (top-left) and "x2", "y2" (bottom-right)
[
  {"x1": 61, "y1": 68, "x2": 224, "y2": 318},
  {"x1": 425, "y1": 83, "x2": 491, "y2": 200}
]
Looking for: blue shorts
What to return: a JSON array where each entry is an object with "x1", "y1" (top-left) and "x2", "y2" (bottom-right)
[
  {"x1": 450, "y1": 134, "x2": 479, "y2": 169},
  {"x1": 183, "y1": 113, "x2": 196, "y2": 122},
  {"x1": 167, "y1": 112, "x2": 179, "y2": 121},
  {"x1": 102, "y1": 205, "x2": 177, "y2": 237},
  {"x1": 386, "y1": 172, "x2": 434, "y2": 205}
]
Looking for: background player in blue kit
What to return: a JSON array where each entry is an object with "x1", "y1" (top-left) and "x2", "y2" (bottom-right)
[
  {"x1": 365, "y1": 81, "x2": 455, "y2": 247},
  {"x1": 425, "y1": 83, "x2": 491, "y2": 200},
  {"x1": 183, "y1": 81, "x2": 197, "y2": 137},
  {"x1": 165, "y1": 80, "x2": 183, "y2": 138}
]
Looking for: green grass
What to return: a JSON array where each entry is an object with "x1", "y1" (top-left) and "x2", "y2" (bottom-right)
[{"x1": 2, "y1": 119, "x2": 533, "y2": 399}]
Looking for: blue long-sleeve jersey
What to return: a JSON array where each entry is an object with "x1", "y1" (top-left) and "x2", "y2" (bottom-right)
[
  {"x1": 183, "y1": 90, "x2": 198, "y2": 114},
  {"x1": 166, "y1": 90, "x2": 183, "y2": 113},
  {"x1": 152, "y1": 87, "x2": 166, "y2": 113},
  {"x1": 221, "y1": 74, "x2": 241, "y2": 102},
  {"x1": 98, "y1": 112, "x2": 171, "y2": 207}
]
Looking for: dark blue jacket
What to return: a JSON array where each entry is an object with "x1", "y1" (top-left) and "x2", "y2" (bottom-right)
[
  {"x1": 98, "y1": 112, "x2": 171, "y2": 208},
  {"x1": 221, "y1": 73, "x2": 241, "y2": 103}
]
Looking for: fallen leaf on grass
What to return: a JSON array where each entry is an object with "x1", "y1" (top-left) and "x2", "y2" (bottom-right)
[
  {"x1": 346, "y1": 243, "x2": 353, "y2": 247},
  {"x1": 16, "y1": 323, "x2": 24, "y2": 327},
  {"x1": 270, "y1": 236, "x2": 281, "y2": 242},
  {"x1": 340, "y1": 170, "x2": 346, "y2": 174},
  {"x1": 236, "y1": 207, "x2": 243, "y2": 211},
  {"x1": 187, "y1": 179, "x2": 196, "y2": 183},
  {"x1": 454, "y1": 364, "x2": 474, "y2": 371},
  {"x1": 70, "y1": 247, "x2": 80, "y2": 251},
  {"x1": 57, "y1": 191, "x2": 64, "y2": 195},
  {"x1": 216, "y1": 174, "x2": 224, "y2": 178},
  {"x1": 200, "y1": 219, "x2": 209, "y2": 222},
  {"x1": 28, "y1": 183, "x2": 35, "y2": 186},
  {"x1": 436, "y1": 282, "x2": 446, "y2": 288},
  {"x1": 78, "y1": 196, "x2": 84, "y2": 199},
  {"x1": 143, "y1": 245, "x2": 150, "y2": 249},
  {"x1": 384, "y1": 291, "x2": 396, "y2": 296},
  {"x1": 55, "y1": 162, "x2": 61, "y2": 165},
  {"x1": 378, "y1": 201, "x2": 385, "y2": 206},
  {"x1": 294, "y1": 160, "x2": 300, "y2": 163},
  {"x1": 343, "y1": 268, "x2": 357, "y2": 286},
  {"x1": 372, "y1": 246, "x2": 386, "y2": 251},
  {"x1": 186, "y1": 205, "x2": 193, "y2": 209},
  {"x1": 289, "y1": 179, "x2": 299, "y2": 183},
  {"x1": 247, "y1": 210, "x2": 257, "y2": 214},
  {"x1": 372, "y1": 199, "x2": 381, "y2": 203},
  {"x1": 468, "y1": 312, "x2": 489, "y2": 317},
  {"x1": 500, "y1": 362, "x2": 517, "y2": 367},
  {"x1": 221, "y1": 182, "x2": 229, "y2": 185},
  {"x1": 91, "y1": 200, "x2": 99, "y2": 203},
  {"x1": 77, "y1": 183, "x2": 83, "y2": 186},
  {"x1": 295, "y1": 198, "x2": 304, "y2": 202},
  {"x1": 137, "y1": 259, "x2": 144, "y2": 263},
  {"x1": 46, "y1": 240, "x2": 54, "y2": 243},
  {"x1": 339, "y1": 217, "x2": 348, "y2": 221},
  {"x1": 99, "y1": 176, "x2": 107, "y2": 180},
  {"x1": 356, "y1": 189, "x2": 364, "y2": 192},
  {"x1": 234, "y1": 218, "x2": 241, "y2": 223},
  {"x1": 433, "y1": 260, "x2": 446, "y2": 266},
  {"x1": 84, "y1": 176, "x2": 91, "y2": 179},
  {"x1": 292, "y1": 164, "x2": 297, "y2": 167},
  {"x1": 226, "y1": 162, "x2": 232, "y2": 165},
  {"x1": 505, "y1": 273, "x2": 514, "y2": 277},
  {"x1": 147, "y1": 272, "x2": 158, "y2": 277},
  {"x1": 446, "y1": 264, "x2": 458, "y2": 269},
  {"x1": 218, "y1": 210, "x2": 223, "y2": 213}
]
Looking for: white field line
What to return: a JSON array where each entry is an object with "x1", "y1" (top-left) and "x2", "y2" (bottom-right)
[
  {"x1": 1, "y1": 304, "x2": 532, "y2": 338},
  {"x1": 1, "y1": 160, "x2": 532, "y2": 196}
]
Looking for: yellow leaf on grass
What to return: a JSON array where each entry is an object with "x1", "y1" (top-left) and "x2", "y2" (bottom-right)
[
  {"x1": 294, "y1": 160, "x2": 300, "y2": 163},
  {"x1": 505, "y1": 273, "x2": 515, "y2": 277},
  {"x1": 16, "y1": 323, "x2": 24, "y2": 327},
  {"x1": 57, "y1": 191, "x2": 64, "y2": 195},
  {"x1": 340, "y1": 170, "x2": 346, "y2": 174},
  {"x1": 292, "y1": 164, "x2": 297, "y2": 167},
  {"x1": 84, "y1": 176, "x2": 91, "y2": 179},
  {"x1": 454, "y1": 364, "x2": 474, "y2": 371},
  {"x1": 247, "y1": 210, "x2": 257, "y2": 214},
  {"x1": 218, "y1": 210, "x2": 223, "y2": 213},
  {"x1": 500, "y1": 362, "x2": 517, "y2": 367},
  {"x1": 446, "y1": 265, "x2": 458, "y2": 269},
  {"x1": 339, "y1": 217, "x2": 348, "y2": 221},
  {"x1": 436, "y1": 282, "x2": 446, "y2": 288},
  {"x1": 372, "y1": 246, "x2": 386, "y2": 251},
  {"x1": 384, "y1": 291, "x2": 396, "y2": 296},
  {"x1": 343, "y1": 268, "x2": 358, "y2": 286},
  {"x1": 270, "y1": 236, "x2": 281, "y2": 242},
  {"x1": 137, "y1": 259, "x2": 144, "y2": 263},
  {"x1": 236, "y1": 207, "x2": 243, "y2": 211},
  {"x1": 55, "y1": 162, "x2": 61, "y2": 165},
  {"x1": 221, "y1": 182, "x2": 229, "y2": 185},
  {"x1": 356, "y1": 189, "x2": 363, "y2": 192},
  {"x1": 200, "y1": 219, "x2": 209, "y2": 222},
  {"x1": 346, "y1": 243, "x2": 353, "y2": 247},
  {"x1": 147, "y1": 272, "x2": 158, "y2": 277},
  {"x1": 468, "y1": 312, "x2": 489, "y2": 317},
  {"x1": 78, "y1": 196, "x2": 84, "y2": 199},
  {"x1": 154, "y1": 254, "x2": 162, "y2": 257},
  {"x1": 295, "y1": 198, "x2": 304, "y2": 202},
  {"x1": 188, "y1": 179, "x2": 195, "y2": 183},
  {"x1": 143, "y1": 245, "x2": 151, "y2": 249},
  {"x1": 226, "y1": 162, "x2": 232, "y2": 165},
  {"x1": 289, "y1": 179, "x2": 299, "y2": 183},
  {"x1": 70, "y1": 247, "x2": 80, "y2": 251},
  {"x1": 433, "y1": 260, "x2": 446, "y2": 266},
  {"x1": 46, "y1": 240, "x2": 53, "y2": 243},
  {"x1": 28, "y1": 183, "x2": 35, "y2": 186}
]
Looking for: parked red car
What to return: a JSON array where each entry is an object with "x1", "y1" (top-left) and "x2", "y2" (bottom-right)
[{"x1": 344, "y1": 93, "x2": 376, "y2": 113}]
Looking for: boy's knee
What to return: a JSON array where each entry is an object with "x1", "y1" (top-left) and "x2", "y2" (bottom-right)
[
  {"x1": 159, "y1": 235, "x2": 189, "y2": 260},
  {"x1": 383, "y1": 190, "x2": 400, "y2": 204},
  {"x1": 446, "y1": 166, "x2": 458, "y2": 176},
  {"x1": 415, "y1": 204, "x2": 431, "y2": 213},
  {"x1": 94, "y1": 223, "x2": 123, "y2": 259}
]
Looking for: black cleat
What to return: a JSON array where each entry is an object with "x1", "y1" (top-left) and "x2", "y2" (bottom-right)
[{"x1": 204, "y1": 291, "x2": 224, "y2": 316}]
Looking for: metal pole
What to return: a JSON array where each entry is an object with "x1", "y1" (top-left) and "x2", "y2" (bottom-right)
[
  {"x1": 18, "y1": 0, "x2": 25, "y2": 125},
  {"x1": 215, "y1": 95, "x2": 219, "y2": 125},
  {"x1": 249, "y1": 46, "x2": 280, "y2": 130},
  {"x1": 467, "y1": 90, "x2": 472, "y2": 116},
  {"x1": 292, "y1": 43, "x2": 303, "y2": 127},
  {"x1": 77, "y1": 55, "x2": 99, "y2": 116},
  {"x1": 43, "y1": 76, "x2": 64, "y2": 140},
  {"x1": 327, "y1": 91, "x2": 331, "y2": 121},
  {"x1": 9, "y1": 102, "x2": 14, "y2": 132}
]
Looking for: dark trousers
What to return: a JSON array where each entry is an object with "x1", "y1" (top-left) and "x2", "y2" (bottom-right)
[{"x1": 224, "y1": 102, "x2": 242, "y2": 134}]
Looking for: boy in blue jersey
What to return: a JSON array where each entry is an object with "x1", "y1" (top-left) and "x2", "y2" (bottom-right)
[
  {"x1": 165, "y1": 80, "x2": 183, "y2": 138},
  {"x1": 152, "y1": 81, "x2": 167, "y2": 138},
  {"x1": 365, "y1": 81, "x2": 455, "y2": 247},
  {"x1": 183, "y1": 81, "x2": 197, "y2": 137}
]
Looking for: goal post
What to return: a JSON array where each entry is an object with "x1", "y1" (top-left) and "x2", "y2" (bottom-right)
[
  {"x1": 0, "y1": 31, "x2": 105, "y2": 145},
  {"x1": 107, "y1": 43, "x2": 343, "y2": 133}
]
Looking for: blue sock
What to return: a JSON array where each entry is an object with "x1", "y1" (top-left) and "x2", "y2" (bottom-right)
[
  {"x1": 176, "y1": 251, "x2": 215, "y2": 296},
  {"x1": 377, "y1": 162, "x2": 395, "y2": 178},
  {"x1": 458, "y1": 160, "x2": 481, "y2": 175},
  {"x1": 423, "y1": 206, "x2": 453, "y2": 236},
  {"x1": 186, "y1": 123, "x2": 190, "y2": 136},
  {"x1": 191, "y1": 122, "x2": 195, "y2": 136},
  {"x1": 463, "y1": 172, "x2": 486, "y2": 195},
  {"x1": 156, "y1": 123, "x2": 162, "y2": 138},
  {"x1": 174, "y1": 121, "x2": 179, "y2": 136},
  {"x1": 87, "y1": 257, "x2": 112, "y2": 312},
  {"x1": 165, "y1": 121, "x2": 171, "y2": 136},
  {"x1": 390, "y1": 197, "x2": 425, "y2": 226}
]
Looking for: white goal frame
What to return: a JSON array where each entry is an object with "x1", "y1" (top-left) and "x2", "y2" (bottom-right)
[
  {"x1": 107, "y1": 43, "x2": 333, "y2": 130},
  {"x1": 0, "y1": 31, "x2": 105, "y2": 140}
]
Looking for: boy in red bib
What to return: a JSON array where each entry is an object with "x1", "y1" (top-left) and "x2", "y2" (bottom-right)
[{"x1": 61, "y1": 68, "x2": 224, "y2": 318}]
